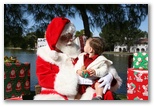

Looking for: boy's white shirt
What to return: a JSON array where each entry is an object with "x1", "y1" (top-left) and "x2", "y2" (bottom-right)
[{"x1": 74, "y1": 53, "x2": 113, "y2": 85}]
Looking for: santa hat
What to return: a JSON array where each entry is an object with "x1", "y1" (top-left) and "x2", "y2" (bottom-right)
[{"x1": 46, "y1": 17, "x2": 76, "y2": 50}]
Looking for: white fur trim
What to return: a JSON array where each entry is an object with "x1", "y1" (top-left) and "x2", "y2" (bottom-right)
[
  {"x1": 34, "y1": 94, "x2": 65, "y2": 100},
  {"x1": 80, "y1": 87, "x2": 95, "y2": 100},
  {"x1": 37, "y1": 45, "x2": 78, "y2": 97},
  {"x1": 34, "y1": 93, "x2": 75, "y2": 100},
  {"x1": 37, "y1": 45, "x2": 59, "y2": 62},
  {"x1": 34, "y1": 87, "x2": 95, "y2": 100},
  {"x1": 60, "y1": 22, "x2": 76, "y2": 36},
  {"x1": 109, "y1": 66, "x2": 122, "y2": 92},
  {"x1": 54, "y1": 54, "x2": 78, "y2": 96},
  {"x1": 49, "y1": 51, "x2": 59, "y2": 61}
]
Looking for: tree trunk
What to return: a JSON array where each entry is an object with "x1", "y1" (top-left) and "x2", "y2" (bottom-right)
[{"x1": 78, "y1": 5, "x2": 91, "y2": 38}]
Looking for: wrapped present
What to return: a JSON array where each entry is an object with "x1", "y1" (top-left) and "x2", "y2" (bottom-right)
[
  {"x1": 5, "y1": 96, "x2": 23, "y2": 100},
  {"x1": 127, "y1": 68, "x2": 148, "y2": 100},
  {"x1": 4, "y1": 62, "x2": 31, "y2": 99},
  {"x1": 4, "y1": 56, "x2": 20, "y2": 63},
  {"x1": 133, "y1": 52, "x2": 148, "y2": 69}
]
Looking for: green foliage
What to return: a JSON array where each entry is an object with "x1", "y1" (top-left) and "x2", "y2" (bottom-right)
[
  {"x1": 75, "y1": 29, "x2": 93, "y2": 37},
  {"x1": 4, "y1": 4, "x2": 148, "y2": 49},
  {"x1": 4, "y1": 4, "x2": 28, "y2": 47},
  {"x1": 112, "y1": 92, "x2": 121, "y2": 100},
  {"x1": 100, "y1": 21, "x2": 148, "y2": 51}
]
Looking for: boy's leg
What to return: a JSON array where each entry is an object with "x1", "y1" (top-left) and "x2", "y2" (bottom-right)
[
  {"x1": 75, "y1": 92, "x2": 82, "y2": 100},
  {"x1": 92, "y1": 90, "x2": 114, "y2": 100},
  {"x1": 91, "y1": 82, "x2": 114, "y2": 100},
  {"x1": 92, "y1": 82, "x2": 104, "y2": 100}
]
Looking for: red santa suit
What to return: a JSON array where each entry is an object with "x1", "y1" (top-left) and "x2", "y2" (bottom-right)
[
  {"x1": 34, "y1": 17, "x2": 80, "y2": 100},
  {"x1": 34, "y1": 17, "x2": 122, "y2": 100}
]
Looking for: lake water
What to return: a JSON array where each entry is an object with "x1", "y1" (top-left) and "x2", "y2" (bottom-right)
[{"x1": 4, "y1": 49, "x2": 129, "y2": 95}]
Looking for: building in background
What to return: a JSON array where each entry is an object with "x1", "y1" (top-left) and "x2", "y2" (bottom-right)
[{"x1": 114, "y1": 38, "x2": 148, "y2": 53}]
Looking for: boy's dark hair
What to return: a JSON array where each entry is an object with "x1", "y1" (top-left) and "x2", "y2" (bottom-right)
[{"x1": 88, "y1": 37, "x2": 105, "y2": 55}]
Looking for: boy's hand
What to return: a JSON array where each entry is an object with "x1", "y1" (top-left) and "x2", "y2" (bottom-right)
[
  {"x1": 88, "y1": 69, "x2": 96, "y2": 76},
  {"x1": 76, "y1": 70, "x2": 83, "y2": 76}
]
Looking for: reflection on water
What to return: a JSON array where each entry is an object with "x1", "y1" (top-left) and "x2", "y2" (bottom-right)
[
  {"x1": 104, "y1": 54, "x2": 128, "y2": 95},
  {"x1": 4, "y1": 49, "x2": 129, "y2": 95}
]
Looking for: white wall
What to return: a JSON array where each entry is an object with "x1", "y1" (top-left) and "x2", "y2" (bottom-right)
[{"x1": 114, "y1": 44, "x2": 148, "y2": 52}]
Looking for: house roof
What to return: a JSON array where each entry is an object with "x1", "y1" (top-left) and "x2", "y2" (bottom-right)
[{"x1": 135, "y1": 38, "x2": 148, "y2": 44}]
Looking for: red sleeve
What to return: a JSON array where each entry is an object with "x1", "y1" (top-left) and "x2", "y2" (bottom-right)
[
  {"x1": 72, "y1": 57, "x2": 78, "y2": 65},
  {"x1": 36, "y1": 56, "x2": 59, "y2": 89}
]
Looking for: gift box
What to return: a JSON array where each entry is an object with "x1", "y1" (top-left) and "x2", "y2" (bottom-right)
[
  {"x1": 133, "y1": 52, "x2": 148, "y2": 70},
  {"x1": 4, "y1": 62, "x2": 31, "y2": 99},
  {"x1": 127, "y1": 68, "x2": 148, "y2": 100},
  {"x1": 5, "y1": 96, "x2": 23, "y2": 100}
]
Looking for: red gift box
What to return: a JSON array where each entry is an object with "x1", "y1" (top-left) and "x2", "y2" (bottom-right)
[
  {"x1": 127, "y1": 68, "x2": 148, "y2": 100},
  {"x1": 5, "y1": 96, "x2": 23, "y2": 100}
]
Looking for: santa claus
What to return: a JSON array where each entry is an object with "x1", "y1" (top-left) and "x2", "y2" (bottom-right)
[{"x1": 34, "y1": 17, "x2": 122, "y2": 100}]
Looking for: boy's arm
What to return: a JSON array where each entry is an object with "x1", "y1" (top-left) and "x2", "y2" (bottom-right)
[{"x1": 93, "y1": 63, "x2": 108, "y2": 77}]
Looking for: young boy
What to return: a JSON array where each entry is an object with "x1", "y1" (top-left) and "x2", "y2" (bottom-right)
[{"x1": 74, "y1": 37, "x2": 114, "y2": 100}]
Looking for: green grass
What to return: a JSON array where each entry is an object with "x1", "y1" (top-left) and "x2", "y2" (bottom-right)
[
  {"x1": 103, "y1": 51, "x2": 133, "y2": 55},
  {"x1": 117, "y1": 94, "x2": 127, "y2": 100}
]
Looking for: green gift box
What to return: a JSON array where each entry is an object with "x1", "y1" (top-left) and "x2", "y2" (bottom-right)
[
  {"x1": 4, "y1": 62, "x2": 31, "y2": 99},
  {"x1": 133, "y1": 52, "x2": 148, "y2": 70}
]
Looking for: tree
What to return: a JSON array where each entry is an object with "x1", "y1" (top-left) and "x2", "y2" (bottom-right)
[
  {"x1": 142, "y1": 31, "x2": 148, "y2": 38},
  {"x1": 25, "y1": 32, "x2": 37, "y2": 49},
  {"x1": 100, "y1": 21, "x2": 147, "y2": 52},
  {"x1": 25, "y1": 4, "x2": 148, "y2": 38},
  {"x1": 4, "y1": 4, "x2": 28, "y2": 47},
  {"x1": 75, "y1": 29, "x2": 93, "y2": 37},
  {"x1": 4, "y1": 4, "x2": 148, "y2": 47}
]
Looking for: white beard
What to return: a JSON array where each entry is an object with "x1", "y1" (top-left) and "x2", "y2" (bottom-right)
[{"x1": 56, "y1": 41, "x2": 81, "y2": 58}]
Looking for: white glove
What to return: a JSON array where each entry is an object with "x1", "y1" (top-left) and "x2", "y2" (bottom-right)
[{"x1": 98, "y1": 73, "x2": 113, "y2": 94}]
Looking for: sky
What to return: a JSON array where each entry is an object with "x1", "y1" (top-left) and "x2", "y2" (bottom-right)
[
  {"x1": 26, "y1": 6, "x2": 148, "y2": 37},
  {"x1": 70, "y1": 15, "x2": 148, "y2": 37},
  {"x1": 139, "y1": 16, "x2": 148, "y2": 32}
]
